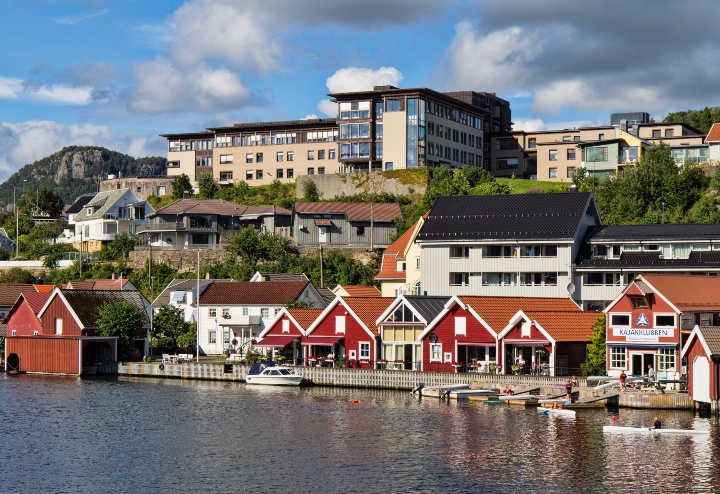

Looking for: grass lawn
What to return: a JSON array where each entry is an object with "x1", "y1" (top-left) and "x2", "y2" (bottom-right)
[{"x1": 497, "y1": 177, "x2": 570, "y2": 194}]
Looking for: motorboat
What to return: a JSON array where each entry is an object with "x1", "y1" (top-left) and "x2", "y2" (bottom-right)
[
  {"x1": 246, "y1": 361, "x2": 305, "y2": 386},
  {"x1": 603, "y1": 425, "x2": 709, "y2": 435},
  {"x1": 538, "y1": 406, "x2": 576, "y2": 417}
]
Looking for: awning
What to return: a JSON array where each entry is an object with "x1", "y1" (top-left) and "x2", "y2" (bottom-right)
[
  {"x1": 314, "y1": 219, "x2": 331, "y2": 226},
  {"x1": 255, "y1": 335, "x2": 299, "y2": 348},
  {"x1": 456, "y1": 342, "x2": 495, "y2": 346},
  {"x1": 302, "y1": 335, "x2": 344, "y2": 346}
]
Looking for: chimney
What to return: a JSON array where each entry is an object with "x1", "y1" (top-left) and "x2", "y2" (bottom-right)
[
  {"x1": 205, "y1": 272, "x2": 211, "y2": 280},
  {"x1": 183, "y1": 190, "x2": 190, "y2": 199}
]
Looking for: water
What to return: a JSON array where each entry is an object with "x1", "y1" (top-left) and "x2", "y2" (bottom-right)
[{"x1": 1, "y1": 374, "x2": 718, "y2": 493}]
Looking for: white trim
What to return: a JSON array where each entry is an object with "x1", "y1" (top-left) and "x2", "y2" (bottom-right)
[
  {"x1": 653, "y1": 312, "x2": 676, "y2": 328},
  {"x1": 359, "y1": 341, "x2": 371, "y2": 359},
  {"x1": 429, "y1": 343, "x2": 442, "y2": 362},
  {"x1": 680, "y1": 325, "x2": 712, "y2": 360},
  {"x1": 609, "y1": 312, "x2": 632, "y2": 327},
  {"x1": 37, "y1": 287, "x2": 86, "y2": 331},
  {"x1": 375, "y1": 294, "x2": 428, "y2": 327}
]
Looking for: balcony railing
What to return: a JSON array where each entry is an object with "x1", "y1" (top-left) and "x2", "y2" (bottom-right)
[{"x1": 137, "y1": 223, "x2": 186, "y2": 233}]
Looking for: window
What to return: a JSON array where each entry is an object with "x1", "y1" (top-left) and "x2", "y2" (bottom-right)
[
  {"x1": 450, "y1": 246, "x2": 470, "y2": 258},
  {"x1": 276, "y1": 169, "x2": 284, "y2": 179},
  {"x1": 308, "y1": 168, "x2": 315, "y2": 175},
  {"x1": 430, "y1": 344, "x2": 442, "y2": 361},
  {"x1": 681, "y1": 314, "x2": 694, "y2": 329},
  {"x1": 567, "y1": 167, "x2": 576, "y2": 178},
  {"x1": 549, "y1": 149, "x2": 557, "y2": 160},
  {"x1": 246, "y1": 170, "x2": 253, "y2": 180},
  {"x1": 219, "y1": 171, "x2": 233, "y2": 181},
  {"x1": 329, "y1": 150, "x2": 336, "y2": 160},
  {"x1": 700, "y1": 313, "x2": 713, "y2": 326},
  {"x1": 652, "y1": 130, "x2": 661, "y2": 138},
  {"x1": 287, "y1": 169, "x2": 294, "y2": 179},
  {"x1": 246, "y1": 153, "x2": 253, "y2": 163},
  {"x1": 54, "y1": 318, "x2": 63, "y2": 335},
  {"x1": 585, "y1": 147, "x2": 608, "y2": 161},
  {"x1": 655, "y1": 314, "x2": 675, "y2": 327},
  {"x1": 629, "y1": 295, "x2": 648, "y2": 309},
  {"x1": 287, "y1": 152, "x2": 294, "y2": 161},
  {"x1": 359, "y1": 342, "x2": 370, "y2": 359},
  {"x1": 496, "y1": 158, "x2": 519, "y2": 170},
  {"x1": 261, "y1": 308, "x2": 270, "y2": 318},
  {"x1": 209, "y1": 330, "x2": 217, "y2": 344},
  {"x1": 256, "y1": 153, "x2": 264, "y2": 163},
  {"x1": 665, "y1": 129, "x2": 674, "y2": 137},
  {"x1": 357, "y1": 226, "x2": 365, "y2": 236},
  {"x1": 308, "y1": 151, "x2": 315, "y2": 160},
  {"x1": 277, "y1": 152, "x2": 284, "y2": 162},
  {"x1": 318, "y1": 167, "x2": 325, "y2": 175},
  {"x1": 416, "y1": 258, "x2": 421, "y2": 269},
  {"x1": 385, "y1": 162, "x2": 393, "y2": 170},
  {"x1": 610, "y1": 347, "x2": 626, "y2": 368},
  {"x1": 567, "y1": 149, "x2": 576, "y2": 160},
  {"x1": 658, "y1": 348, "x2": 675, "y2": 371},
  {"x1": 563, "y1": 135, "x2": 571, "y2": 142},
  {"x1": 318, "y1": 150, "x2": 326, "y2": 160},
  {"x1": 598, "y1": 134, "x2": 605, "y2": 140},
  {"x1": 242, "y1": 307, "x2": 249, "y2": 316},
  {"x1": 209, "y1": 308, "x2": 217, "y2": 318},
  {"x1": 549, "y1": 168, "x2": 558, "y2": 178},
  {"x1": 385, "y1": 100, "x2": 401, "y2": 112},
  {"x1": 220, "y1": 154, "x2": 233, "y2": 164},
  {"x1": 222, "y1": 308, "x2": 231, "y2": 318},
  {"x1": 486, "y1": 245, "x2": 516, "y2": 258},
  {"x1": 611, "y1": 314, "x2": 630, "y2": 326},
  {"x1": 450, "y1": 272, "x2": 470, "y2": 286}
]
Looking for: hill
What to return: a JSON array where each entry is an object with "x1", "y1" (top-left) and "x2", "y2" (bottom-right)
[{"x1": 0, "y1": 146, "x2": 166, "y2": 207}]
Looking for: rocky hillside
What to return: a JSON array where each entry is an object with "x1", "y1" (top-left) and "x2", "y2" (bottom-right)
[{"x1": 0, "y1": 146, "x2": 166, "y2": 207}]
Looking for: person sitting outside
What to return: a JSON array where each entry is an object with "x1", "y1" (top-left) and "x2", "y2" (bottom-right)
[
  {"x1": 619, "y1": 370, "x2": 627, "y2": 392},
  {"x1": 530, "y1": 361, "x2": 538, "y2": 376},
  {"x1": 652, "y1": 416, "x2": 661, "y2": 429}
]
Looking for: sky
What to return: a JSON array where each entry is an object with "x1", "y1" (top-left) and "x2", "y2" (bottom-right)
[{"x1": 1, "y1": 0, "x2": 719, "y2": 182}]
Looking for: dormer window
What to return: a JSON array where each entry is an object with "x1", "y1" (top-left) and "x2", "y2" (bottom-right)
[
  {"x1": 86, "y1": 207, "x2": 93, "y2": 215},
  {"x1": 629, "y1": 295, "x2": 648, "y2": 309}
]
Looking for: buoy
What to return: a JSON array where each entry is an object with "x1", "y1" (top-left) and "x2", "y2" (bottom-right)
[
  {"x1": 352, "y1": 399, "x2": 359, "y2": 403},
  {"x1": 611, "y1": 415, "x2": 616, "y2": 422}
]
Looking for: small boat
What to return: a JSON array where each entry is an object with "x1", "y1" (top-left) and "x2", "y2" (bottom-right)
[
  {"x1": 603, "y1": 425, "x2": 709, "y2": 435},
  {"x1": 246, "y1": 361, "x2": 305, "y2": 386},
  {"x1": 538, "y1": 406, "x2": 576, "y2": 417},
  {"x1": 450, "y1": 389, "x2": 498, "y2": 399},
  {"x1": 419, "y1": 384, "x2": 470, "y2": 398},
  {"x1": 499, "y1": 394, "x2": 538, "y2": 401}
]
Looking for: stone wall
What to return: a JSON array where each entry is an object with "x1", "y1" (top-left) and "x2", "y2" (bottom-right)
[
  {"x1": 129, "y1": 247, "x2": 230, "y2": 272},
  {"x1": 101, "y1": 177, "x2": 175, "y2": 201},
  {"x1": 297, "y1": 172, "x2": 426, "y2": 199}
]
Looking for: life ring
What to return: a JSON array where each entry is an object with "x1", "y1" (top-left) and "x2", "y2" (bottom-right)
[{"x1": 159, "y1": 363, "x2": 165, "y2": 370}]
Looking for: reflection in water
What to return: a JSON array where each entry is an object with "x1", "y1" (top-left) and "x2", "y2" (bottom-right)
[{"x1": 0, "y1": 375, "x2": 719, "y2": 493}]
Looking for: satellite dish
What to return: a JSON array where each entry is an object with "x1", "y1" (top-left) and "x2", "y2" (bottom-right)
[{"x1": 566, "y1": 282, "x2": 576, "y2": 295}]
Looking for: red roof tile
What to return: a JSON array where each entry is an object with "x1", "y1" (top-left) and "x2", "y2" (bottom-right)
[
  {"x1": 338, "y1": 285, "x2": 381, "y2": 296},
  {"x1": 375, "y1": 215, "x2": 425, "y2": 281},
  {"x1": 706, "y1": 123, "x2": 720, "y2": 143},
  {"x1": 200, "y1": 281, "x2": 310, "y2": 305},
  {"x1": 23, "y1": 291, "x2": 52, "y2": 314},
  {"x1": 523, "y1": 310, "x2": 602, "y2": 342},
  {"x1": 640, "y1": 274, "x2": 720, "y2": 310},
  {"x1": 293, "y1": 202, "x2": 402, "y2": 222},
  {"x1": 459, "y1": 296, "x2": 581, "y2": 333},
  {"x1": 287, "y1": 308, "x2": 324, "y2": 329},
  {"x1": 68, "y1": 279, "x2": 132, "y2": 290},
  {"x1": 0, "y1": 284, "x2": 37, "y2": 308}
]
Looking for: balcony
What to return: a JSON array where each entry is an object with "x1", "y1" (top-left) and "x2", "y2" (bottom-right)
[
  {"x1": 218, "y1": 314, "x2": 262, "y2": 326},
  {"x1": 136, "y1": 223, "x2": 185, "y2": 233}
]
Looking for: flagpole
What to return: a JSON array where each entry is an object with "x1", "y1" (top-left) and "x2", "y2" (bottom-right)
[{"x1": 196, "y1": 249, "x2": 200, "y2": 363}]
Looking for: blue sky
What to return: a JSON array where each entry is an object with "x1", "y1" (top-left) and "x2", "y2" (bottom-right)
[{"x1": 1, "y1": 0, "x2": 719, "y2": 182}]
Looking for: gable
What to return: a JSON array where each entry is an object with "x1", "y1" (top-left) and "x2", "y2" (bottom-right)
[{"x1": 427, "y1": 304, "x2": 496, "y2": 344}]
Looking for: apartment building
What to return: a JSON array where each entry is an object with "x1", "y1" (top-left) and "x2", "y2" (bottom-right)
[
  {"x1": 161, "y1": 119, "x2": 340, "y2": 187},
  {"x1": 328, "y1": 85, "x2": 512, "y2": 172}
]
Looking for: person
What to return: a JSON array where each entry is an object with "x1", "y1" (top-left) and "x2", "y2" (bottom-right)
[
  {"x1": 647, "y1": 364, "x2": 655, "y2": 382},
  {"x1": 653, "y1": 416, "x2": 661, "y2": 429},
  {"x1": 565, "y1": 378, "x2": 572, "y2": 402},
  {"x1": 570, "y1": 375, "x2": 579, "y2": 388},
  {"x1": 619, "y1": 370, "x2": 627, "y2": 391},
  {"x1": 530, "y1": 361, "x2": 538, "y2": 376}
]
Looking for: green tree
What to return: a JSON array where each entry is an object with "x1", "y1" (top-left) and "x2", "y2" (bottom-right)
[
  {"x1": 171, "y1": 173, "x2": 194, "y2": 199},
  {"x1": 302, "y1": 180, "x2": 320, "y2": 202},
  {"x1": 17, "y1": 185, "x2": 65, "y2": 218},
  {"x1": 197, "y1": 170, "x2": 218, "y2": 199},
  {"x1": 0, "y1": 267, "x2": 35, "y2": 284},
  {"x1": 152, "y1": 304, "x2": 190, "y2": 350},
  {"x1": 99, "y1": 232, "x2": 139, "y2": 261},
  {"x1": 96, "y1": 301, "x2": 145, "y2": 361},
  {"x1": 581, "y1": 313, "x2": 606, "y2": 376}
]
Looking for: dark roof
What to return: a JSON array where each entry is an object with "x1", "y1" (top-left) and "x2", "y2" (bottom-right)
[
  {"x1": 254, "y1": 272, "x2": 309, "y2": 282},
  {"x1": 64, "y1": 194, "x2": 96, "y2": 215},
  {"x1": 61, "y1": 290, "x2": 150, "y2": 328},
  {"x1": 417, "y1": 192, "x2": 596, "y2": 241},
  {"x1": 315, "y1": 287, "x2": 336, "y2": 303},
  {"x1": 67, "y1": 279, "x2": 133, "y2": 290},
  {"x1": 576, "y1": 250, "x2": 720, "y2": 269},
  {"x1": 293, "y1": 202, "x2": 402, "y2": 222},
  {"x1": 0, "y1": 284, "x2": 37, "y2": 308},
  {"x1": 403, "y1": 296, "x2": 451, "y2": 323},
  {"x1": 153, "y1": 279, "x2": 220, "y2": 307},
  {"x1": 150, "y1": 199, "x2": 290, "y2": 217},
  {"x1": 586, "y1": 224, "x2": 720, "y2": 242},
  {"x1": 199, "y1": 281, "x2": 311, "y2": 305}
]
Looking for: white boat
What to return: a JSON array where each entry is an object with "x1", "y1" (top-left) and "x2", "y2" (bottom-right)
[
  {"x1": 538, "y1": 398, "x2": 571, "y2": 405},
  {"x1": 246, "y1": 362, "x2": 305, "y2": 386},
  {"x1": 499, "y1": 394, "x2": 538, "y2": 401},
  {"x1": 603, "y1": 425, "x2": 709, "y2": 435},
  {"x1": 419, "y1": 384, "x2": 470, "y2": 398},
  {"x1": 538, "y1": 406, "x2": 576, "y2": 416}
]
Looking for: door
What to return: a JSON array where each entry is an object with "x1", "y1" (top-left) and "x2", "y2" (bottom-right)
[
  {"x1": 318, "y1": 226, "x2": 327, "y2": 243},
  {"x1": 404, "y1": 344, "x2": 414, "y2": 370},
  {"x1": 631, "y1": 354, "x2": 643, "y2": 376},
  {"x1": 692, "y1": 355, "x2": 710, "y2": 403}
]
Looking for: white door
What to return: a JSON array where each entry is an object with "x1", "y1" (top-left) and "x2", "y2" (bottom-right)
[
  {"x1": 692, "y1": 355, "x2": 711, "y2": 403},
  {"x1": 318, "y1": 226, "x2": 327, "y2": 243}
]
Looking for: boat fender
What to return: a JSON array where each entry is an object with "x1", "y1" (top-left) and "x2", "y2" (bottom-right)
[{"x1": 159, "y1": 363, "x2": 165, "y2": 371}]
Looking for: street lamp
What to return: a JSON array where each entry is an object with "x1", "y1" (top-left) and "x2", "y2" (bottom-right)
[{"x1": 661, "y1": 202, "x2": 666, "y2": 224}]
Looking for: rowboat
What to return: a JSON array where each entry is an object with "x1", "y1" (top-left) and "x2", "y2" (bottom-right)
[
  {"x1": 538, "y1": 407, "x2": 576, "y2": 417},
  {"x1": 603, "y1": 425, "x2": 709, "y2": 435}
]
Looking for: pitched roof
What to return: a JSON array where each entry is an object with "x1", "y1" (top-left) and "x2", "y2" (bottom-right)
[
  {"x1": 376, "y1": 215, "x2": 425, "y2": 281},
  {"x1": 67, "y1": 279, "x2": 133, "y2": 290},
  {"x1": 64, "y1": 193, "x2": 96, "y2": 215},
  {"x1": 60, "y1": 290, "x2": 150, "y2": 328},
  {"x1": 343, "y1": 297, "x2": 394, "y2": 335},
  {"x1": 152, "y1": 278, "x2": 220, "y2": 307},
  {"x1": 695, "y1": 326, "x2": 720, "y2": 356},
  {"x1": 72, "y1": 189, "x2": 130, "y2": 222},
  {"x1": 150, "y1": 199, "x2": 290, "y2": 217},
  {"x1": 403, "y1": 296, "x2": 452, "y2": 323},
  {"x1": 253, "y1": 272, "x2": 309, "y2": 282},
  {"x1": 0, "y1": 284, "x2": 37, "y2": 308},
  {"x1": 523, "y1": 310, "x2": 601, "y2": 342},
  {"x1": 286, "y1": 308, "x2": 324, "y2": 329},
  {"x1": 199, "y1": 281, "x2": 311, "y2": 305},
  {"x1": 23, "y1": 291, "x2": 52, "y2": 314},
  {"x1": 293, "y1": 202, "x2": 402, "y2": 222},
  {"x1": 334, "y1": 285, "x2": 381, "y2": 296},
  {"x1": 705, "y1": 123, "x2": 720, "y2": 143},
  {"x1": 459, "y1": 296, "x2": 582, "y2": 332},
  {"x1": 315, "y1": 287, "x2": 336, "y2": 303},
  {"x1": 418, "y1": 192, "x2": 596, "y2": 241},
  {"x1": 586, "y1": 223, "x2": 720, "y2": 241},
  {"x1": 639, "y1": 274, "x2": 720, "y2": 310}
]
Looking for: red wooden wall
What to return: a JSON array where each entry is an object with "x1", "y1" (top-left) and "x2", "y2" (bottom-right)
[
  {"x1": 311, "y1": 304, "x2": 375, "y2": 368},
  {"x1": 6, "y1": 300, "x2": 42, "y2": 336},
  {"x1": 40, "y1": 296, "x2": 82, "y2": 336},
  {"x1": 6, "y1": 337, "x2": 80, "y2": 374}
]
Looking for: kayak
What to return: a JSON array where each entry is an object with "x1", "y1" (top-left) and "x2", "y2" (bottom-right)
[
  {"x1": 538, "y1": 407, "x2": 576, "y2": 416},
  {"x1": 603, "y1": 425, "x2": 709, "y2": 435}
]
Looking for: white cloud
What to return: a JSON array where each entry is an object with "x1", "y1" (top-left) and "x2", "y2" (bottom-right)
[
  {"x1": 325, "y1": 66, "x2": 403, "y2": 93},
  {"x1": 302, "y1": 114, "x2": 319, "y2": 120},
  {"x1": 53, "y1": 9, "x2": 109, "y2": 26},
  {"x1": 26, "y1": 83, "x2": 94, "y2": 105},
  {"x1": 317, "y1": 100, "x2": 337, "y2": 118},
  {"x1": 131, "y1": 58, "x2": 251, "y2": 113},
  {"x1": 168, "y1": 0, "x2": 281, "y2": 74},
  {"x1": 0, "y1": 77, "x2": 22, "y2": 99}
]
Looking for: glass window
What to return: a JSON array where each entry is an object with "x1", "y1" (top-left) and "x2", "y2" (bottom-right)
[
  {"x1": 222, "y1": 308, "x2": 231, "y2": 318},
  {"x1": 318, "y1": 150, "x2": 325, "y2": 160},
  {"x1": 450, "y1": 272, "x2": 470, "y2": 286},
  {"x1": 308, "y1": 151, "x2": 315, "y2": 160},
  {"x1": 242, "y1": 307, "x2": 249, "y2": 316},
  {"x1": 219, "y1": 171, "x2": 233, "y2": 181},
  {"x1": 209, "y1": 309, "x2": 217, "y2": 317},
  {"x1": 655, "y1": 315, "x2": 675, "y2": 327},
  {"x1": 385, "y1": 100, "x2": 401, "y2": 112},
  {"x1": 209, "y1": 330, "x2": 217, "y2": 344},
  {"x1": 665, "y1": 129, "x2": 674, "y2": 137},
  {"x1": 256, "y1": 169, "x2": 264, "y2": 180},
  {"x1": 287, "y1": 169, "x2": 294, "y2": 179},
  {"x1": 246, "y1": 170, "x2": 253, "y2": 180},
  {"x1": 356, "y1": 226, "x2": 365, "y2": 236},
  {"x1": 277, "y1": 152, "x2": 283, "y2": 162},
  {"x1": 246, "y1": 153, "x2": 253, "y2": 163},
  {"x1": 652, "y1": 130, "x2": 661, "y2": 138},
  {"x1": 549, "y1": 150, "x2": 557, "y2": 160},
  {"x1": 549, "y1": 168, "x2": 557, "y2": 178},
  {"x1": 450, "y1": 246, "x2": 470, "y2": 258},
  {"x1": 610, "y1": 347, "x2": 626, "y2": 368},
  {"x1": 287, "y1": 152, "x2": 294, "y2": 161},
  {"x1": 567, "y1": 149, "x2": 576, "y2": 160},
  {"x1": 658, "y1": 348, "x2": 675, "y2": 371},
  {"x1": 586, "y1": 147, "x2": 608, "y2": 161},
  {"x1": 276, "y1": 169, "x2": 284, "y2": 179},
  {"x1": 220, "y1": 154, "x2": 233, "y2": 164},
  {"x1": 329, "y1": 150, "x2": 336, "y2": 160},
  {"x1": 256, "y1": 153, "x2": 263, "y2": 163},
  {"x1": 261, "y1": 308, "x2": 270, "y2": 318},
  {"x1": 430, "y1": 344, "x2": 441, "y2": 361},
  {"x1": 318, "y1": 167, "x2": 325, "y2": 175},
  {"x1": 567, "y1": 167, "x2": 576, "y2": 178},
  {"x1": 308, "y1": 168, "x2": 315, "y2": 175},
  {"x1": 360, "y1": 342, "x2": 370, "y2": 359},
  {"x1": 611, "y1": 314, "x2": 630, "y2": 326},
  {"x1": 385, "y1": 162, "x2": 393, "y2": 170}
]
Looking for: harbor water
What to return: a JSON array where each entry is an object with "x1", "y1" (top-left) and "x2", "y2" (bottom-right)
[{"x1": 1, "y1": 374, "x2": 718, "y2": 493}]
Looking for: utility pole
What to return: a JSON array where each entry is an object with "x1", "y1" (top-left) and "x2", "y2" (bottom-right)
[
  {"x1": 319, "y1": 243, "x2": 324, "y2": 288},
  {"x1": 79, "y1": 229, "x2": 83, "y2": 277},
  {"x1": 196, "y1": 249, "x2": 200, "y2": 363}
]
